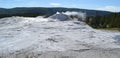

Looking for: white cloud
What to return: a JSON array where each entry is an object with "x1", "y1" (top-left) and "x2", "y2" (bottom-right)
[
  {"x1": 50, "y1": 3, "x2": 61, "y2": 6},
  {"x1": 97, "y1": 6, "x2": 120, "y2": 12}
]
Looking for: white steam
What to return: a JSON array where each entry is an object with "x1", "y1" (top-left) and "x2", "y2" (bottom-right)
[{"x1": 63, "y1": 11, "x2": 86, "y2": 21}]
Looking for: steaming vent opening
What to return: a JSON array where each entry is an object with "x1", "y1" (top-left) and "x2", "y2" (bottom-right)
[{"x1": 49, "y1": 11, "x2": 86, "y2": 21}]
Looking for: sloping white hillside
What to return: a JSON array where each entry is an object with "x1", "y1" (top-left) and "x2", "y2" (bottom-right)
[{"x1": 0, "y1": 15, "x2": 120, "y2": 58}]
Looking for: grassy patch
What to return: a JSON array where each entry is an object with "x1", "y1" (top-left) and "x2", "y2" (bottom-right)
[{"x1": 96, "y1": 28, "x2": 120, "y2": 31}]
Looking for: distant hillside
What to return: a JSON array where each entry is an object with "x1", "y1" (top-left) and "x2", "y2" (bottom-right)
[
  {"x1": 0, "y1": 7, "x2": 112, "y2": 18},
  {"x1": 86, "y1": 12, "x2": 120, "y2": 29}
]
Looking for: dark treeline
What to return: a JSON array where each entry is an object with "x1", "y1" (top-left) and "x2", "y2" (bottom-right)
[
  {"x1": 86, "y1": 12, "x2": 120, "y2": 29},
  {"x1": 0, "y1": 13, "x2": 50, "y2": 18},
  {"x1": 0, "y1": 7, "x2": 111, "y2": 18}
]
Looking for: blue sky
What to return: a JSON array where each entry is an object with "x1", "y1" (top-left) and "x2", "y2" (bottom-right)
[{"x1": 0, "y1": 0, "x2": 120, "y2": 12}]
